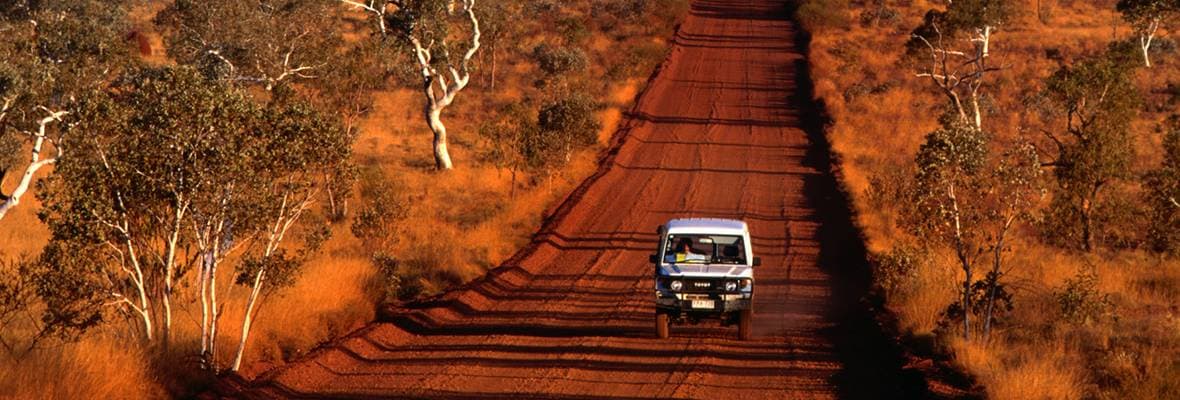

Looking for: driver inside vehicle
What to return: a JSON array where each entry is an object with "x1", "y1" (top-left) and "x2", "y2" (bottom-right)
[{"x1": 669, "y1": 238, "x2": 707, "y2": 263}]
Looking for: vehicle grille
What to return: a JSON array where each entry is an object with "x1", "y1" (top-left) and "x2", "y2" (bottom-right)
[{"x1": 683, "y1": 278, "x2": 720, "y2": 292}]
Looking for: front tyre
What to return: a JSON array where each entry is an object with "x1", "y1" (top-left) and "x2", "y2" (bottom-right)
[
  {"x1": 656, "y1": 313, "x2": 670, "y2": 339},
  {"x1": 738, "y1": 309, "x2": 752, "y2": 341}
]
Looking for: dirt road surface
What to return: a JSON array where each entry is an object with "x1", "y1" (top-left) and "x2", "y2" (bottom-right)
[{"x1": 244, "y1": 0, "x2": 930, "y2": 398}]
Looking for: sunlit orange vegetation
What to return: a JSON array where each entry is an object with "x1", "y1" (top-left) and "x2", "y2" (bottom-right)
[
  {"x1": 803, "y1": 0, "x2": 1180, "y2": 398},
  {"x1": 0, "y1": 0, "x2": 684, "y2": 397},
  {"x1": 0, "y1": 335, "x2": 167, "y2": 399}
]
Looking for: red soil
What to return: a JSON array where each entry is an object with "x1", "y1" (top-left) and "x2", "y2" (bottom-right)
[{"x1": 240, "y1": 1, "x2": 930, "y2": 398}]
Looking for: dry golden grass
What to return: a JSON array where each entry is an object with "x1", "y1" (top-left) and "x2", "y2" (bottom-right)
[
  {"x1": 0, "y1": 186, "x2": 50, "y2": 258},
  {"x1": 0, "y1": 336, "x2": 167, "y2": 400},
  {"x1": 954, "y1": 338, "x2": 1085, "y2": 400},
  {"x1": 806, "y1": 0, "x2": 1180, "y2": 398}
]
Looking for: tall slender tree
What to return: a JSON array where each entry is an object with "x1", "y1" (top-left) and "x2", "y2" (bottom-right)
[
  {"x1": 1117, "y1": 0, "x2": 1180, "y2": 67},
  {"x1": 37, "y1": 67, "x2": 351, "y2": 372},
  {"x1": 906, "y1": 0, "x2": 1015, "y2": 131},
  {"x1": 1040, "y1": 47, "x2": 1140, "y2": 252},
  {"x1": 342, "y1": 0, "x2": 482, "y2": 170}
]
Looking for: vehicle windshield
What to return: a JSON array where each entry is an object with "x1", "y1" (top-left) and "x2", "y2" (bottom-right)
[{"x1": 663, "y1": 234, "x2": 746, "y2": 264}]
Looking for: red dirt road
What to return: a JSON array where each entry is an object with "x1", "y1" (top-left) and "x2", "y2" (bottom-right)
[{"x1": 246, "y1": 0, "x2": 928, "y2": 398}]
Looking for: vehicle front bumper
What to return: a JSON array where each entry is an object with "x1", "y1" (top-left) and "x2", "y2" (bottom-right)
[{"x1": 655, "y1": 293, "x2": 752, "y2": 313}]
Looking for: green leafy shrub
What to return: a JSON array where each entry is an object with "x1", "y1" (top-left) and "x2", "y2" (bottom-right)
[
  {"x1": 532, "y1": 43, "x2": 589, "y2": 77},
  {"x1": 869, "y1": 244, "x2": 925, "y2": 297},
  {"x1": 351, "y1": 168, "x2": 410, "y2": 251},
  {"x1": 1055, "y1": 268, "x2": 1115, "y2": 325},
  {"x1": 371, "y1": 253, "x2": 403, "y2": 303}
]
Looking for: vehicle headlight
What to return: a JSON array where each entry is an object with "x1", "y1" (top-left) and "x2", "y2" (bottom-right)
[
  {"x1": 669, "y1": 280, "x2": 683, "y2": 291},
  {"x1": 724, "y1": 280, "x2": 738, "y2": 291}
]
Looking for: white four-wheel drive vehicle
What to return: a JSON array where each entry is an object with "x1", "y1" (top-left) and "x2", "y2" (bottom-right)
[{"x1": 651, "y1": 218, "x2": 759, "y2": 340}]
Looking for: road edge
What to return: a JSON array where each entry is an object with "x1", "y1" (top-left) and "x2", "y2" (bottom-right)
[{"x1": 787, "y1": 4, "x2": 984, "y2": 399}]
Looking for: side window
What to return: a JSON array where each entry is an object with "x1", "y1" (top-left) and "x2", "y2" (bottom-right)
[{"x1": 718, "y1": 237, "x2": 746, "y2": 264}]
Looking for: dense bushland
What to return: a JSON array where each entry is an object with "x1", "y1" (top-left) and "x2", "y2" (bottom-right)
[
  {"x1": 802, "y1": 0, "x2": 1180, "y2": 398},
  {"x1": 0, "y1": 0, "x2": 686, "y2": 396}
]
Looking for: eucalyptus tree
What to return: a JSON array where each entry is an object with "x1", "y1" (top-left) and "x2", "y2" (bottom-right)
[
  {"x1": 909, "y1": 121, "x2": 990, "y2": 341},
  {"x1": 1145, "y1": 118, "x2": 1180, "y2": 252},
  {"x1": 229, "y1": 104, "x2": 351, "y2": 372},
  {"x1": 1040, "y1": 48, "x2": 1140, "y2": 252},
  {"x1": 156, "y1": 0, "x2": 344, "y2": 91},
  {"x1": 480, "y1": 93, "x2": 600, "y2": 192},
  {"x1": 480, "y1": 103, "x2": 537, "y2": 196},
  {"x1": 906, "y1": 0, "x2": 1015, "y2": 130},
  {"x1": 477, "y1": 1, "x2": 524, "y2": 90},
  {"x1": 342, "y1": 0, "x2": 482, "y2": 170},
  {"x1": 1117, "y1": 0, "x2": 1180, "y2": 67},
  {"x1": 907, "y1": 118, "x2": 1042, "y2": 341},
  {"x1": 37, "y1": 67, "x2": 351, "y2": 372},
  {"x1": 37, "y1": 67, "x2": 259, "y2": 345},
  {"x1": 534, "y1": 93, "x2": 600, "y2": 167},
  {"x1": 978, "y1": 142, "x2": 1043, "y2": 338},
  {"x1": 0, "y1": 1, "x2": 132, "y2": 221}
]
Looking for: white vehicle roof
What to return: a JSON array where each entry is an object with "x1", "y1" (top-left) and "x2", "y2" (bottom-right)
[{"x1": 664, "y1": 218, "x2": 749, "y2": 236}]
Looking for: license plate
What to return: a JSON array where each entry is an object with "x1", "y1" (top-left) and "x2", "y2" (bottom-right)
[{"x1": 691, "y1": 300, "x2": 714, "y2": 309}]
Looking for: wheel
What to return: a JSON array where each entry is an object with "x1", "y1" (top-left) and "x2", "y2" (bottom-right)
[
  {"x1": 656, "y1": 313, "x2": 670, "y2": 339},
  {"x1": 737, "y1": 309, "x2": 752, "y2": 341}
]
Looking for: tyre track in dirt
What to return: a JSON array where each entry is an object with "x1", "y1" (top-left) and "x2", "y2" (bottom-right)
[{"x1": 242, "y1": 0, "x2": 929, "y2": 398}]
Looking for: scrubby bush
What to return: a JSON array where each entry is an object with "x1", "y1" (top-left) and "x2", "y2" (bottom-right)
[
  {"x1": 869, "y1": 244, "x2": 925, "y2": 297},
  {"x1": 523, "y1": 0, "x2": 560, "y2": 17},
  {"x1": 557, "y1": 17, "x2": 590, "y2": 45},
  {"x1": 538, "y1": 94, "x2": 600, "y2": 144},
  {"x1": 936, "y1": 275, "x2": 1015, "y2": 337},
  {"x1": 0, "y1": 256, "x2": 37, "y2": 355},
  {"x1": 371, "y1": 253, "x2": 402, "y2": 303},
  {"x1": 351, "y1": 168, "x2": 410, "y2": 251},
  {"x1": 1145, "y1": 119, "x2": 1180, "y2": 252},
  {"x1": 1055, "y1": 268, "x2": 1115, "y2": 326},
  {"x1": 532, "y1": 43, "x2": 590, "y2": 78},
  {"x1": 607, "y1": 42, "x2": 667, "y2": 80},
  {"x1": 595, "y1": 0, "x2": 648, "y2": 23},
  {"x1": 795, "y1": 0, "x2": 850, "y2": 32},
  {"x1": 399, "y1": 229, "x2": 467, "y2": 299},
  {"x1": 859, "y1": 3, "x2": 901, "y2": 27}
]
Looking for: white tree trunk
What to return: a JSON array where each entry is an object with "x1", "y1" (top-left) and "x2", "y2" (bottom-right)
[
  {"x1": 407, "y1": 0, "x2": 481, "y2": 171},
  {"x1": 338, "y1": 0, "x2": 480, "y2": 171},
  {"x1": 209, "y1": 248, "x2": 219, "y2": 369},
  {"x1": 1140, "y1": 21, "x2": 1157, "y2": 68},
  {"x1": 0, "y1": 111, "x2": 65, "y2": 221},
  {"x1": 230, "y1": 192, "x2": 313, "y2": 372},
  {"x1": 1142, "y1": 37, "x2": 1152, "y2": 68},
  {"x1": 199, "y1": 254, "x2": 210, "y2": 365},
  {"x1": 0, "y1": 152, "x2": 54, "y2": 221},
  {"x1": 970, "y1": 92, "x2": 982, "y2": 131},
  {"x1": 196, "y1": 216, "x2": 228, "y2": 370},
  {"x1": 428, "y1": 107, "x2": 453, "y2": 170},
  {"x1": 125, "y1": 239, "x2": 154, "y2": 341},
  {"x1": 230, "y1": 268, "x2": 265, "y2": 372},
  {"x1": 161, "y1": 201, "x2": 187, "y2": 347},
  {"x1": 980, "y1": 26, "x2": 991, "y2": 59}
]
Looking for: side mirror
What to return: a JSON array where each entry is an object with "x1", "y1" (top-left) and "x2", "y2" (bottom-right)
[
  {"x1": 649, "y1": 254, "x2": 659, "y2": 263},
  {"x1": 752, "y1": 257, "x2": 762, "y2": 267}
]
